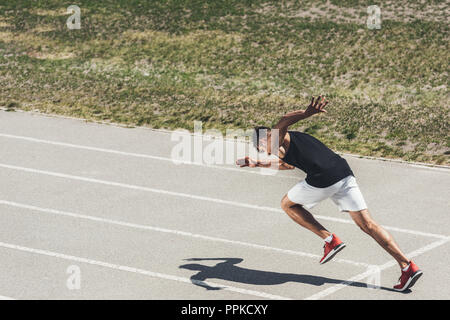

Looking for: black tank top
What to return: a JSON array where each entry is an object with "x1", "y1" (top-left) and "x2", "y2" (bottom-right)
[{"x1": 282, "y1": 131, "x2": 354, "y2": 188}]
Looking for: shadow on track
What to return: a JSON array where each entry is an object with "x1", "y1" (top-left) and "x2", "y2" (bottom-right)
[{"x1": 179, "y1": 257, "x2": 407, "y2": 293}]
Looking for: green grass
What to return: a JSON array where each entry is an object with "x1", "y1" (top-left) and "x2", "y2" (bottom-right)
[{"x1": 0, "y1": 0, "x2": 449, "y2": 164}]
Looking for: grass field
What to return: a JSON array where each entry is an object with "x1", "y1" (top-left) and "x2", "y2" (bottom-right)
[{"x1": 0, "y1": 0, "x2": 449, "y2": 164}]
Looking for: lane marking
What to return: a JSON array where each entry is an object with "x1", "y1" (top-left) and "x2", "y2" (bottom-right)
[
  {"x1": 0, "y1": 241, "x2": 291, "y2": 300},
  {"x1": 1, "y1": 110, "x2": 449, "y2": 172},
  {"x1": 304, "y1": 237, "x2": 450, "y2": 300},
  {"x1": 0, "y1": 162, "x2": 447, "y2": 240},
  {"x1": 0, "y1": 295, "x2": 15, "y2": 300},
  {"x1": 0, "y1": 199, "x2": 370, "y2": 268},
  {"x1": 0, "y1": 133, "x2": 297, "y2": 179},
  {"x1": 339, "y1": 152, "x2": 450, "y2": 172},
  {"x1": 409, "y1": 164, "x2": 450, "y2": 173}
]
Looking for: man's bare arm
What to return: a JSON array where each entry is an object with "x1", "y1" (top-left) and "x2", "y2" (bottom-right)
[
  {"x1": 236, "y1": 157, "x2": 295, "y2": 170},
  {"x1": 272, "y1": 96, "x2": 328, "y2": 147},
  {"x1": 278, "y1": 160, "x2": 295, "y2": 170},
  {"x1": 236, "y1": 95, "x2": 329, "y2": 169}
]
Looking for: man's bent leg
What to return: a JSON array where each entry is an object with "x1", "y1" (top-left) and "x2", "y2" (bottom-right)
[
  {"x1": 349, "y1": 209, "x2": 409, "y2": 269},
  {"x1": 281, "y1": 195, "x2": 331, "y2": 239}
]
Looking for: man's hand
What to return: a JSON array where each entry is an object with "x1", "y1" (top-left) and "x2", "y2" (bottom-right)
[
  {"x1": 236, "y1": 157, "x2": 270, "y2": 168},
  {"x1": 305, "y1": 95, "x2": 328, "y2": 117},
  {"x1": 236, "y1": 157, "x2": 292, "y2": 169},
  {"x1": 273, "y1": 95, "x2": 329, "y2": 146}
]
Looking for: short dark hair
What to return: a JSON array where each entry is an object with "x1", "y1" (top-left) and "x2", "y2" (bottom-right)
[{"x1": 253, "y1": 126, "x2": 271, "y2": 151}]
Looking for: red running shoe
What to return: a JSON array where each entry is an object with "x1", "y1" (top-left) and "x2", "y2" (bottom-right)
[
  {"x1": 320, "y1": 234, "x2": 346, "y2": 264},
  {"x1": 393, "y1": 261, "x2": 423, "y2": 291}
]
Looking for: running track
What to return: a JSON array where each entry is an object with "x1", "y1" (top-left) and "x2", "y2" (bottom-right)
[{"x1": 0, "y1": 110, "x2": 449, "y2": 299}]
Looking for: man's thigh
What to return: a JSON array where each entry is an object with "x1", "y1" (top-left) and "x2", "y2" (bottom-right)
[
  {"x1": 287, "y1": 180, "x2": 337, "y2": 209},
  {"x1": 331, "y1": 176, "x2": 368, "y2": 212}
]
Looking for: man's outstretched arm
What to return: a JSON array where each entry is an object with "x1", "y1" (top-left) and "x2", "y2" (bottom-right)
[
  {"x1": 236, "y1": 157, "x2": 295, "y2": 170},
  {"x1": 275, "y1": 95, "x2": 328, "y2": 129},
  {"x1": 236, "y1": 95, "x2": 328, "y2": 169},
  {"x1": 273, "y1": 95, "x2": 328, "y2": 147}
]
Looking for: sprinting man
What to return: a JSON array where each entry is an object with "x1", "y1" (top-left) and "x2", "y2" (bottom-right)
[{"x1": 236, "y1": 96, "x2": 423, "y2": 292}]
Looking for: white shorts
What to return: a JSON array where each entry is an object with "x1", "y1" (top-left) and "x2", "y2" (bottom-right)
[{"x1": 287, "y1": 175, "x2": 367, "y2": 212}]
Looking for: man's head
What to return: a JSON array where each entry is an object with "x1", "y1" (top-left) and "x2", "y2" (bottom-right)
[{"x1": 253, "y1": 126, "x2": 271, "y2": 154}]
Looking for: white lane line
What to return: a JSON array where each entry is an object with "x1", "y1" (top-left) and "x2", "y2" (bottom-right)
[
  {"x1": 0, "y1": 295, "x2": 15, "y2": 300},
  {"x1": 0, "y1": 199, "x2": 370, "y2": 268},
  {"x1": 304, "y1": 237, "x2": 450, "y2": 300},
  {"x1": 2, "y1": 111, "x2": 449, "y2": 173},
  {"x1": 409, "y1": 164, "x2": 450, "y2": 173},
  {"x1": 0, "y1": 241, "x2": 290, "y2": 300},
  {"x1": 1, "y1": 162, "x2": 448, "y2": 240},
  {"x1": 0, "y1": 133, "x2": 297, "y2": 179},
  {"x1": 339, "y1": 152, "x2": 450, "y2": 172}
]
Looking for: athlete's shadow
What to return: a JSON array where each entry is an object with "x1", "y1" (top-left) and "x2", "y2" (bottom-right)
[{"x1": 179, "y1": 257, "x2": 404, "y2": 293}]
